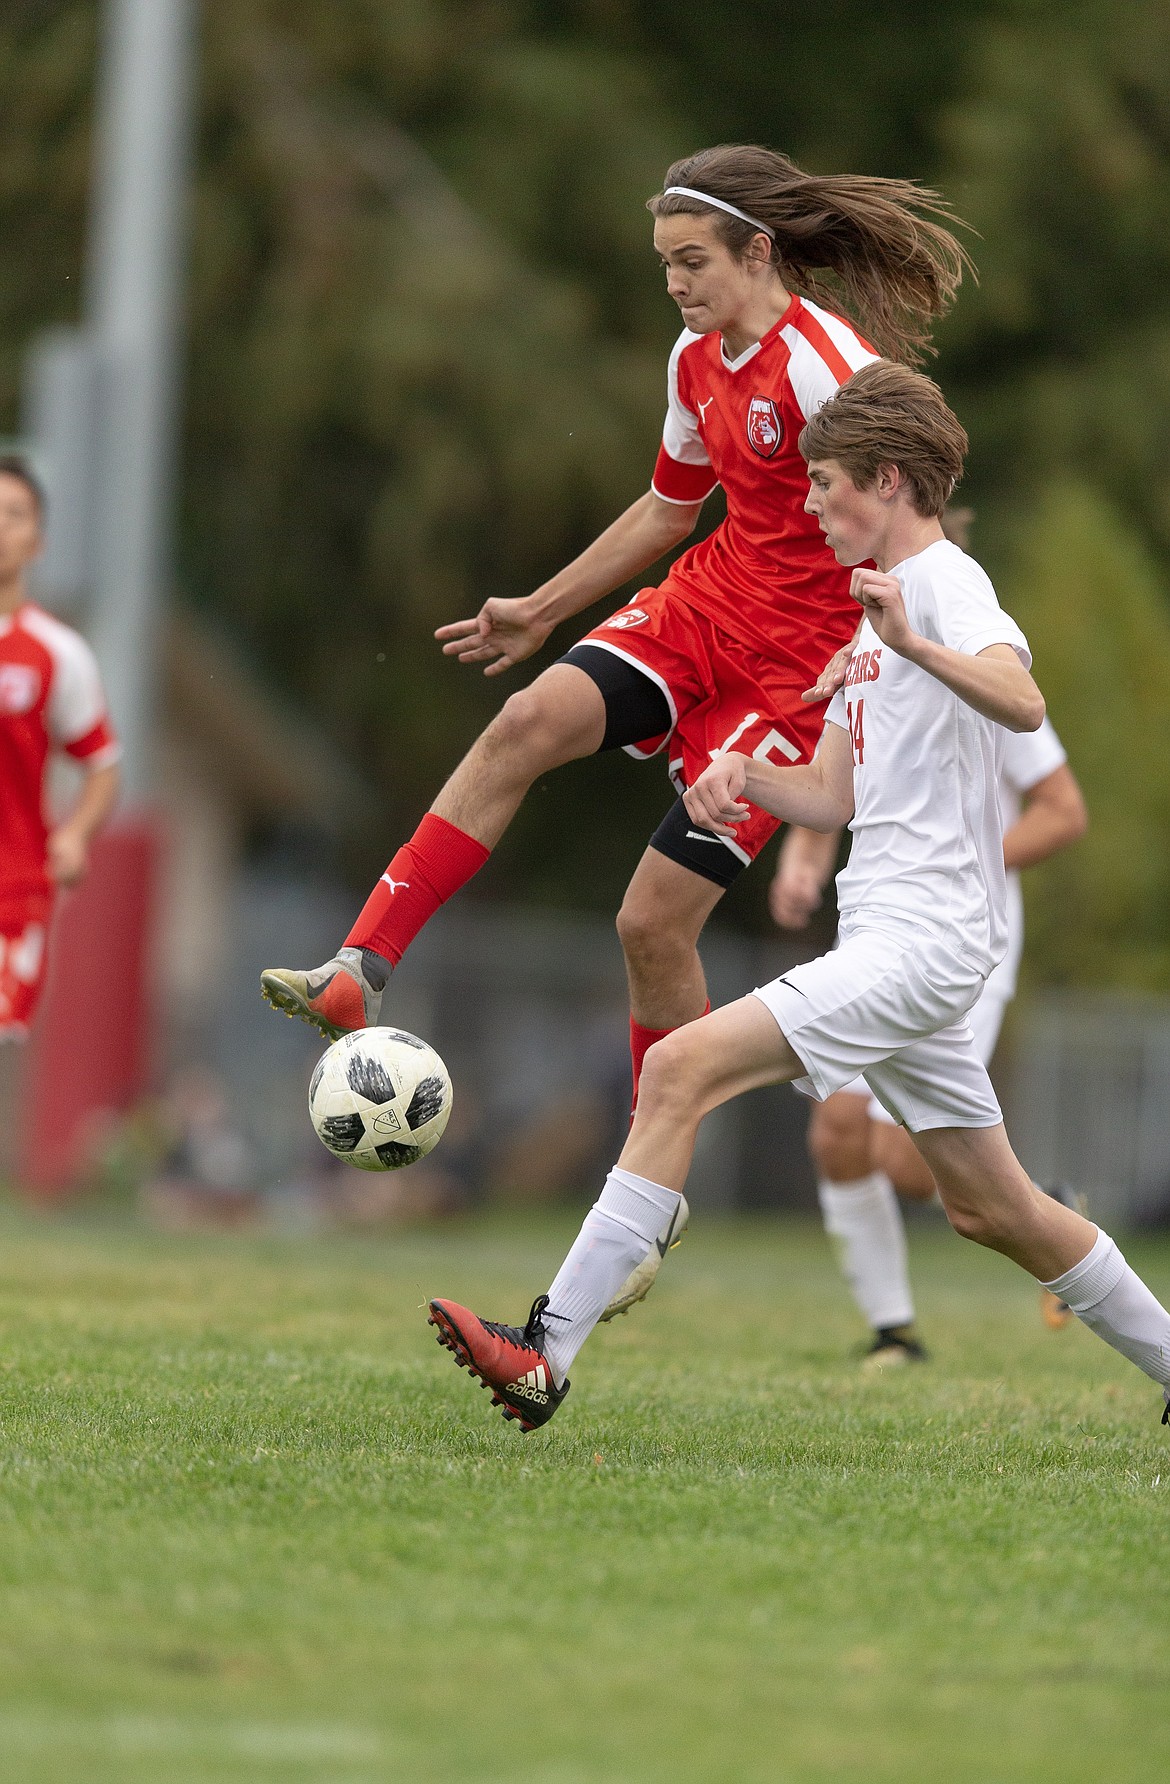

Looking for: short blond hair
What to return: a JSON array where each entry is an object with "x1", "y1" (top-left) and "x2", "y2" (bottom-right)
[{"x1": 798, "y1": 360, "x2": 967, "y2": 517}]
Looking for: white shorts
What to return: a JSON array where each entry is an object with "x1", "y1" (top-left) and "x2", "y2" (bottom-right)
[
  {"x1": 753, "y1": 925, "x2": 1003, "y2": 1133},
  {"x1": 836, "y1": 976, "x2": 1011, "y2": 1125}
]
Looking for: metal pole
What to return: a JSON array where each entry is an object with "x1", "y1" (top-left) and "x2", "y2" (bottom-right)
[{"x1": 85, "y1": 0, "x2": 196, "y2": 801}]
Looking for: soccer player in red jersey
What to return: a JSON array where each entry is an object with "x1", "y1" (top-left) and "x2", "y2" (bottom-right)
[
  {"x1": 427, "y1": 364, "x2": 1170, "y2": 1435},
  {"x1": 262, "y1": 145, "x2": 970, "y2": 1116},
  {"x1": 0, "y1": 458, "x2": 121, "y2": 1040}
]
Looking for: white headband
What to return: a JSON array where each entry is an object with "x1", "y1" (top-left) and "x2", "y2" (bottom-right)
[{"x1": 663, "y1": 186, "x2": 776, "y2": 240}]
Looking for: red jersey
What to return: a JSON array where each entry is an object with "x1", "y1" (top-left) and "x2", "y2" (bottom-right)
[
  {"x1": 650, "y1": 293, "x2": 878, "y2": 681},
  {"x1": 0, "y1": 603, "x2": 119, "y2": 927}
]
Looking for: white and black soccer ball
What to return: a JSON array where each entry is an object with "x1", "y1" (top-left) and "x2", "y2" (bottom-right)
[{"x1": 308, "y1": 1028, "x2": 452, "y2": 1171}]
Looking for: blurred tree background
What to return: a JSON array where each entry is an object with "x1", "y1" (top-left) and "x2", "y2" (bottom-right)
[{"x1": 1, "y1": 0, "x2": 1168, "y2": 983}]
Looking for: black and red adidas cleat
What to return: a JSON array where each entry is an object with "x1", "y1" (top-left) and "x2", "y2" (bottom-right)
[{"x1": 427, "y1": 1294, "x2": 570, "y2": 1432}]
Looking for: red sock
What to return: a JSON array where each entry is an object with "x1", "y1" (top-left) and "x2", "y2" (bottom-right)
[
  {"x1": 345, "y1": 813, "x2": 490, "y2": 966},
  {"x1": 629, "y1": 1002, "x2": 711, "y2": 1118}
]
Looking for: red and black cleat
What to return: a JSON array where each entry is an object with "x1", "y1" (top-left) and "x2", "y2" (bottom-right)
[
  {"x1": 427, "y1": 1294, "x2": 570, "y2": 1432},
  {"x1": 260, "y1": 946, "x2": 384, "y2": 1041}
]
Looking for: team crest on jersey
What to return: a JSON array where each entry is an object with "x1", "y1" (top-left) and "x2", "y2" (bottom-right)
[
  {"x1": 604, "y1": 608, "x2": 650, "y2": 629},
  {"x1": 0, "y1": 664, "x2": 40, "y2": 715},
  {"x1": 746, "y1": 395, "x2": 783, "y2": 458}
]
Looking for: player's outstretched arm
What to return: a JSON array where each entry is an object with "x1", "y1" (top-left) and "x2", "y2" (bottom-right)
[
  {"x1": 46, "y1": 760, "x2": 120, "y2": 887},
  {"x1": 685, "y1": 724, "x2": 854, "y2": 838},
  {"x1": 1004, "y1": 763, "x2": 1088, "y2": 870},
  {"x1": 435, "y1": 490, "x2": 704, "y2": 676},
  {"x1": 851, "y1": 569, "x2": 1045, "y2": 732}
]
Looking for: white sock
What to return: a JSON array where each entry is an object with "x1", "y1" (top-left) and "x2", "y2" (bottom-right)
[
  {"x1": 818, "y1": 1172, "x2": 915, "y2": 1331},
  {"x1": 1043, "y1": 1228, "x2": 1170, "y2": 1389},
  {"x1": 542, "y1": 1168, "x2": 682, "y2": 1384}
]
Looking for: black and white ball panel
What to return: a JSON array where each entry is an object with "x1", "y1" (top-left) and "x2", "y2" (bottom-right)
[{"x1": 308, "y1": 1028, "x2": 453, "y2": 1172}]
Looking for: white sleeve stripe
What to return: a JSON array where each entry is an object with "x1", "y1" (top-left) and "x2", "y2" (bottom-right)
[
  {"x1": 800, "y1": 299, "x2": 881, "y2": 373},
  {"x1": 661, "y1": 412, "x2": 712, "y2": 466},
  {"x1": 782, "y1": 329, "x2": 846, "y2": 424},
  {"x1": 661, "y1": 329, "x2": 711, "y2": 466},
  {"x1": 20, "y1": 606, "x2": 110, "y2": 746}
]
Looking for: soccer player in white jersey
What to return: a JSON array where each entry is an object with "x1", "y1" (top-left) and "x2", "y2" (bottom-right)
[
  {"x1": 261, "y1": 145, "x2": 970, "y2": 1148},
  {"x1": 426, "y1": 362, "x2": 1170, "y2": 1434},
  {"x1": 0, "y1": 458, "x2": 120, "y2": 1041},
  {"x1": 772, "y1": 701, "x2": 1087, "y2": 1362}
]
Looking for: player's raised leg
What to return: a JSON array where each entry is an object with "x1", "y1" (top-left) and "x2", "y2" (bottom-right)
[
  {"x1": 261, "y1": 663, "x2": 608, "y2": 1037},
  {"x1": 429, "y1": 995, "x2": 801, "y2": 1428},
  {"x1": 915, "y1": 1124, "x2": 1170, "y2": 1398}
]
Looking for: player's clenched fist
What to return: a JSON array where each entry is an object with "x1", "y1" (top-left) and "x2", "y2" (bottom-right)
[
  {"x1": 769, "y1": 855, "x2": 823, "y2": 929},
  {"x1": 46, "y1": 823, "x2": 90, "y2": 887},
  {"x1": 849, "y1": 569, "x2": 916, "y2": 653},
  {"x1": 684, "y1": 752, "x2": 751, "y2": 838}
]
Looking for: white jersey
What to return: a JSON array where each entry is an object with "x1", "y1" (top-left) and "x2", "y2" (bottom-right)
[
  {"x1": 825, "y1": 539, "x2": 1031, "y2": 978},
  {"x1": 985, "y1": 717, "x2": 1067, "y2": 999}
]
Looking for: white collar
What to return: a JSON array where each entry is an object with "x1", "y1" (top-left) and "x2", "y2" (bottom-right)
[{"x1": 720, "y1": 337, "x2": 763, "y2": 374}]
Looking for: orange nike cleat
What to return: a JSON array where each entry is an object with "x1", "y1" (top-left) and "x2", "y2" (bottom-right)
[{"x1": 260, "y1": 945, "x2": 385, "y2": 1040}]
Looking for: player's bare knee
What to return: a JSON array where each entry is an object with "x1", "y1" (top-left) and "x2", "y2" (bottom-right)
[
  {"x1": 486, "y1": 683, "x2": 581, "y2": 776},
  {"x1": 638, "y1": 1028, "x2": 709, "y2": 1114},
  {"x1": 941, "y1": 1197, "x2": 1003, "y2": 1248},
  {"x1": 616, "y1": 895, "x2": 693, "y2": 977},
  {"x1": 808, "y1": 1093, "x2": 871, "y2": 1181}
]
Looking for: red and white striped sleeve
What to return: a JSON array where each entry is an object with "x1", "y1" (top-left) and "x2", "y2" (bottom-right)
[
  {"x1": 25, "y1": 609, "x2": 121, "y2": 769},
  {"x1": 782, "y1": 299, "x2": 880, "y2": 423},
  {"x1": 651, "y1": 331, "x2": 720, "y2": 506}
]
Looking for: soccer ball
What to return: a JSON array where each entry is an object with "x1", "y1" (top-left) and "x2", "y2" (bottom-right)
[{"x1": 308, "y1": 1028, "x2": 453, "y2": 1170}]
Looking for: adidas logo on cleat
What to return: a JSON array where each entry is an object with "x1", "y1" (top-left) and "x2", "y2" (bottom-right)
[{"x1": 507, "y1": 1369, "x2": 550, "y2": 1404}]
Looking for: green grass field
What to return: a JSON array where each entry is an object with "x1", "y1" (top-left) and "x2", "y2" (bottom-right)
[{"x1": 0, "y1": 1201, "x2": 1166, "y2": 1783}]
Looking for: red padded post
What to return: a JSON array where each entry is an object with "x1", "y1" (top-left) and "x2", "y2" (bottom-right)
[{"x1": 18, "y1": 817, "x2": 161, "y2": 1196}]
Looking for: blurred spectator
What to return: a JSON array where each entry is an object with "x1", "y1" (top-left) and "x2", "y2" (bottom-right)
[{"x1": 143, "y1": 1066, "x2": 260, "y2": 1230}]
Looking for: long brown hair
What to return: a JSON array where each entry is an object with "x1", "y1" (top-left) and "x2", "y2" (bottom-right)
[{"x1": 649, "y1": 145, "x2": 974, "y2": 366}]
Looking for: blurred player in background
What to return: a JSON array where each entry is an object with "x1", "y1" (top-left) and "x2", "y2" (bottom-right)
[
  {"x1": 0, "y1": 456, "x2": 120, "y2": 1043},
  {"x1": 773, "y1": 729, "x2": 1086, "y2": 1362},
  {"x1": 425, "y1": 363, "x2": 1170, "y2": 1434},
  {"x1": 262, "y1": 144, "x2": 970, "y2": 1151}
]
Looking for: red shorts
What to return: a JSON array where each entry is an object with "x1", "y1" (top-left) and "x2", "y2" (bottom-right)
[
  {"x1": 577, "y1": 588, "x2": 828, "y2": 868},
  {"x1": 0, "y1": 909, "x2": 51, "y2": 1038}
]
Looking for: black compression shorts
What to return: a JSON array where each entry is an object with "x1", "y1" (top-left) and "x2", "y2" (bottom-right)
[{"x1": 558, "y1": 642, "x2": 749, "y2": 889}]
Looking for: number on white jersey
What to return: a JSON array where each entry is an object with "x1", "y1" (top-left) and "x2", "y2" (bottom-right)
[{"x1": 847, "y1": 697, "x2": 865, "y2": 764}]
